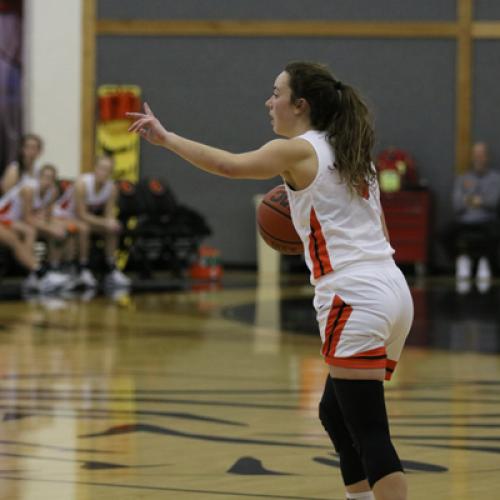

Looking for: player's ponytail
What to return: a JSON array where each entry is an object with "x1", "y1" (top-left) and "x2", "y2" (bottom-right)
[{"x1": 285, "y1": 61, "x2": 375, "y2": 195}]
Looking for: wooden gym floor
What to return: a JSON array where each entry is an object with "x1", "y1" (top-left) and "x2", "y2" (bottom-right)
[{"x1": 0, "y1": 272, "x2": 499, "y2": 499}]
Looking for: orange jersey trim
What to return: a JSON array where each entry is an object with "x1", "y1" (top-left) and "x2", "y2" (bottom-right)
[
  {"x1": 309, "y1": 207, "x2": 333, "y2": 279},
  {"x1": 0, "y1": 201, "x2": 12, "y2": 216},
  {"x1": 321, "y1": 295, "x2": 353, "y2": 359}
]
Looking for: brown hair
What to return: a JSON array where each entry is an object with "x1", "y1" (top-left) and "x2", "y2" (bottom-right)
[
  {"x1": 39, "y1": 163, "x2": 57, "y2": 178},
  {"x1": 285, "y1": 61, "x2": 375, "y2": 195},
  {"x1": 18, "y1": 133, "x2": 44, "y2": 174}
]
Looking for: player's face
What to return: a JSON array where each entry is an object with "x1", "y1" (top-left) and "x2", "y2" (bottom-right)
[
  {"x1": 39, "y1": 168, "x2": 56, "y2": 190},
  {"x1": 472, "y1": 143, "x2": 488, "y2": 173},
  {"x1": 94, "y1": 158, "x2": 113, "y2": 183},
  {"x1": 22, "y1": 138, "x2": 42, "y2": 164},
  {"x1": 265, "y1": 71, "x2": 299, "y2": 137}
]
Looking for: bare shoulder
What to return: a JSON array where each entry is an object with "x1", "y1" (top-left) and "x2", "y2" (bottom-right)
[
  {"x1": 74, "y1": 176, "x2": 86, "y2": 193},
  {"x1": 2, "y1": 162, "x2": 20, "y2": 179},
  {"x1": 261, "y1": 138, "x2": 315, "y2": 161},
  {"x1": 5, "y1": 162, "x2": 19, "y2": 172}
]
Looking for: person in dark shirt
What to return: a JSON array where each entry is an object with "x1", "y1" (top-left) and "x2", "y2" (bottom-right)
[{"x1": 450, "y1": 142, "x2": 500, "y2": 287}]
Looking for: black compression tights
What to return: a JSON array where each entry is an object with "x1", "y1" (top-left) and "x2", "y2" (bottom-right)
[{"x1": 319, "y1": 375, "x2": 404, "y2": 487}]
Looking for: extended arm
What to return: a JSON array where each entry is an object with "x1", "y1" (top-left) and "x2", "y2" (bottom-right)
[
  {"x1": 128, "y1": 104, "x2": 311, "y2": 180},
  {"x1": 1, "y1": 163, "x2": 20, "y2": 194}
]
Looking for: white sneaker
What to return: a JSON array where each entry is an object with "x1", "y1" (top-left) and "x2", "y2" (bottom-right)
[
  {"x1": 38, "y1": 271, "x2": 68, "y2": 293},
  {"x1": 476, "y1": 257, "x2": 491, "y2": 281},
  {"x1": 456, "y1": 279, "x2": 471, "y2": 295},
  {"x1": 456, "y1": 254, "x2": 472, "y2": 280},
  {"x1": 104, "y1": 269, "x2": 131, "y2": 288},
  {"x1": 78, "y1": 268, "x2": 98, "y2": 288},
  {"x1": 22, "y1": 272, "x2": 39, "y2": 291}
]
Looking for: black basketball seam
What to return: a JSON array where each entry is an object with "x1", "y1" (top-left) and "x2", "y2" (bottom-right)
[
  {"x1": 261, "y1": 200, "x2": 292, "y2": 220},
  {"x1": 258, "y1": 223, "x2": 301, "y2": 245}
]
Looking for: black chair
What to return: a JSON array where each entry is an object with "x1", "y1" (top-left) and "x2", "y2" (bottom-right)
[{"x1": 118, "y1": 177, "x2": 211, "y2": 278}]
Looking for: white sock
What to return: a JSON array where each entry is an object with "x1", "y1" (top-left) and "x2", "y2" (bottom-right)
[{"x1": 346, "y1": 491, "x2": 375, "y2": 500}]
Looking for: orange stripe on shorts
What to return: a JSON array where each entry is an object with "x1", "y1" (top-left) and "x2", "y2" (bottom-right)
[
  {"x1": 321, "y1": 295, "x2": 353, "y2": 359},
  {"x1": 325, "y1": 346, "x2": 388, "y2": 370}
]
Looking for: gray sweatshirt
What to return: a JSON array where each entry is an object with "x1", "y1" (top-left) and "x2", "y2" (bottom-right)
[{"x1": 453, "y1": 168, "x2": 500, "y2": 224}]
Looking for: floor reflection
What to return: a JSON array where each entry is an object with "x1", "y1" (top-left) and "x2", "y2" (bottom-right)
[{"x1": 223, "y1": 281, "x2": 500, "y2": 354}]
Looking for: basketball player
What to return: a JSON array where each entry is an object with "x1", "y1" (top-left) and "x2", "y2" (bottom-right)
[
  {"x1": 22, "y1": 164, "x2": 78, "y2": 283},
  {"x1": 0, "y1": 168, "x2": 67, "y2": 292},
  {"x1": 1, "y1": 133, "x2": 43, "y2": 194},
  {"x1": 0, "y1": 214, "x2": 37, "y2": 273},
  {"x1": 52, "y1": 179, "x2": 95, "y2": 288},
  {"x1": 73, "y1": 155, "x2": 130, "y2": 288},
  {"x1": 24, "y1": 164, "x2": 65, "y2": 241},
  {"x1": 128, "y1": 62, "x2": 413, "y2": 500}
]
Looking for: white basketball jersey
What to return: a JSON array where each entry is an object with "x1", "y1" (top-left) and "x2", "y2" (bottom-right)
[
  {"x1": 0, "y1": 183, "x2": 24, "y2": 222},
  {"x1": 284, "y1": 130, "x2": 394, "y2": 285},
  {"x1": 32, "y1": 180, "x2": 56, "y2": 212},
  {"x1": 53, "y1": 183, "x2": 76, "y2": 218},
  {"x1": 82, "y1": 173, "x2": 114, "y2": 212}
]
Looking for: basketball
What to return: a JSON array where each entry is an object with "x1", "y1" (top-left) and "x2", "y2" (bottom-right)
[{"x1": 257, "y1": 184, "x2": 303, "y2": 255}]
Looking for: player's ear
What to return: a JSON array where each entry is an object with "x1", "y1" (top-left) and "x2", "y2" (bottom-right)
[{"x1": 294, "y1": 98, "x2": 309, "y2": 115}]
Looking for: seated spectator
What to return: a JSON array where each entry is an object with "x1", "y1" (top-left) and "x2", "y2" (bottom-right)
[
  {"x1": 1, "y1": 133, "x2": 43, "y2": 194},
  {"x1": 449, "y1": 142, "x2": 500, "y2": 284},
  {"x1": 74, "y1": 155, "x2": 130, "y2": 288}
]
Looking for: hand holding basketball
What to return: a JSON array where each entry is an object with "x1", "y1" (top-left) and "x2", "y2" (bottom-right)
[{"x1": 127, "y1": 103, "x2": 169, "y2": 146}]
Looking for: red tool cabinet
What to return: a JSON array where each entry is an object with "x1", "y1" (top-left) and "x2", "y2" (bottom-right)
[{"x1": 380, "y1": 190, "x2": 431, "y2": 274}]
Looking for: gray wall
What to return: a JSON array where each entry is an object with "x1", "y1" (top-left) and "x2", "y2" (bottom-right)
[
  {"x1": 98, "y1": 0, "x2": 456, "y2": 21},
  {"x1": 475, "y1": 1, "x2": 500, "y2": 20},
  {"x1": 473, "y1": 41, "x2": 500, "y2": 166},
  {"x1": 96, "y1": 1, "x2": 493, "y2": 267}
]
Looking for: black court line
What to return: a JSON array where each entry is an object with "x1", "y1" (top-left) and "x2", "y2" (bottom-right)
[
  {"x1": 0, "y1": 440, "x2": 115, "y2": 454},
  {"x1": 0, "y1": 405, "x2": 245, "y2": 426},
  {"x1": 79, "y1": 423, "x2": 329, "y2": 450},
  {"x1": 412, "y1": 443, "x2": 500, "y2": 455},
  {"x1": 0, "y1": 476, "x2": 337, "y2": 500},
  {"x1": 392, "y1": 422, "x2": 500, "y2": 429},
  {"x1": 0, "y1": 393, "x2": 299, "y2": 410},
  {"x1": 0, "y1": 452, "x2": 164, "y2": 470},
  {"x1": 2, "y1": 391, "x2": 500, "y2": 408},
  {"x1": 395, "y1": 435, "x2": 500, "y2": 441}
]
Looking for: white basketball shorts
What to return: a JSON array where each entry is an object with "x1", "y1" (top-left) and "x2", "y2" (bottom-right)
[{"x1": 314, "y1": 259, "x2": 413, "y2": 380}]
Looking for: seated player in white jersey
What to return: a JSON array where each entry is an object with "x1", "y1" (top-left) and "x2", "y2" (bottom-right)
[
  {"x1": 74, "y1": 155, "x2": 130, "y2": 287},
  {"x1": 0, "y1": 171, "x2": 66, "y2": 292},
  {"x1": 24, "y1": 164, "x2": 65, "y2": 241},
  {"x1": 1, "y1": 133, "x2": 43, "y2": 194},
  {"x1": 52, "y1": 179, "x2": 95, "y2": 288},
  {"x1": 22, "y1": 164, "x2": 76, "y2": 289}
]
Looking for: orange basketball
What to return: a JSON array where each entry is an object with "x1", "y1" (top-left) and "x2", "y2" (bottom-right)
[{"x1": 257, "y1": 184, "x2": 303, "y2": 255}]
